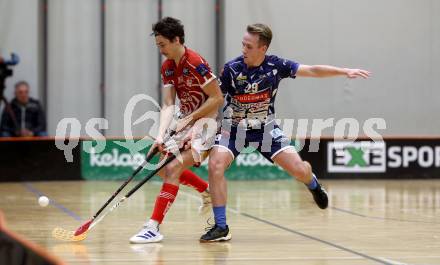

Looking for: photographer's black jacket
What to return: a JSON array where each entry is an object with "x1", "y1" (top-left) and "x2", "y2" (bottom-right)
[{"x1": 0, "y1": 98, "x2": 46, "y2": 136}]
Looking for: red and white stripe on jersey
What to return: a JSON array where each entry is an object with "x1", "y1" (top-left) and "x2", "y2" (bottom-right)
[{"x1": 160, "y1": 47, "x2": 216, "y2": 116}]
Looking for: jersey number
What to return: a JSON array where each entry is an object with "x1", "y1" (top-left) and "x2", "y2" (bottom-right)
[{"x1": 245, "y1": 82, "x2": 259, "y2": 93}]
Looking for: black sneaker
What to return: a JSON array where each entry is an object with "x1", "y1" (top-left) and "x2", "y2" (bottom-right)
[
  {"x1": 309, "y1": 183, "x2": 328, "y2": 209},
  {"x1": 200, "y1": 225, "x2": 232, "y2": 243}
]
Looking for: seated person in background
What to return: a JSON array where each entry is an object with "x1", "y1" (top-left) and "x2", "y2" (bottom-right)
[{"x1": 0, "y1": 81, "x2": 47, "y2": 137}]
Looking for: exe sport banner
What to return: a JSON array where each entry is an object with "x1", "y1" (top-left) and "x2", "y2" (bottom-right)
[
  {"x1": 80, "y1": 139, "x2": 440, "y2": 180},
  {"x1": 324, "y1": 139, "x2": 440, "y2": 178}
]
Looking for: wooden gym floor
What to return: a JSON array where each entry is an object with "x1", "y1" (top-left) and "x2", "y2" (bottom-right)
[{"x1": 0, "y1": 179, "x2": 439, "y2": 264}]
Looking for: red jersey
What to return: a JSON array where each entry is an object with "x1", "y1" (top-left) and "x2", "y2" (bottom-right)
[{"x1": 161, "y1": 47, "x2": 216, "y2": 116}]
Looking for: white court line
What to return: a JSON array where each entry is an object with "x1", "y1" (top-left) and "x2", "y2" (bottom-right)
[
  {"x1": 379, "y1": 258, "x2": 408, "y2": 265},
  {"x1": 63, "y1": 256, "x2": 440, "y2": 263},
  {"x1": 64, "y1": 256, "x2": 371, "y2": 262}
]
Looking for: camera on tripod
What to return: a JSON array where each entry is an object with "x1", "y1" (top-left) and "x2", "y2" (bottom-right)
[{"x1": 0, "y1": 53, "x2": 20, "y2": 87}]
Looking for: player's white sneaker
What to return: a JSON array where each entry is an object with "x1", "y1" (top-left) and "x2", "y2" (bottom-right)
[
  {"x1": 129, "y1": 222, "x2": 163, "y2": 244},
  {"x1": 198, "y1": 189, "x2": 212, "y2": 216}
]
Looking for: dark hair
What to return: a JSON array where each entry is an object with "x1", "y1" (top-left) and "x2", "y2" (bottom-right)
[
  {"x1": 152, "y1": 17, "x2": 185, "y2": 44},
  {"x1": 247, "y1": 23, "x2": 272, "y2": 48},
  {"x1": 14, "y1": 80, "x2": 30, "y2": 90}
]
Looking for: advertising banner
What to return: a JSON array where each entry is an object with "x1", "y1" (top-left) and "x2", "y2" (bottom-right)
[
  {"x1": 81, "y1": 140, "x2": 291, "y2": 180},
  {"x1": 323, "y1": 139, "x2": 440, "y2": 178},
  {"x1": 81, "y1": 138, "x2": 440, "y2": 180}
]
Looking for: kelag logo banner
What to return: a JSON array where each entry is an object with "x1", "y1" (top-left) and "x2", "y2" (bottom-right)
[
  {"x1": 81, "y1": 140, "x2": 159, "y2": 180},
  {"x1": 81, "y1": 140, "x2": 291, "y2": 180}
]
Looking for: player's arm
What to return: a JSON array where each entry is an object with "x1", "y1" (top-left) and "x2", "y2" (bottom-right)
[
  {"x1": 296, "y1": 64, "x2": 371, "y2": 79},
  {"x1": 157, "y1": 84, "x2": 176, "y2": 141},
  {"x1": 194, "y1": 80, "x2": 224, "y2": 120},
  {"x1": 177, "y1": 80, "x2": 224, "y2": 132}
]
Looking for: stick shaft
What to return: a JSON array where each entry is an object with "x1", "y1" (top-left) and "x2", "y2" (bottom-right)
[
  {"x1": 92, "y1": 147, "x2": 158, "y2": 219},
  {"x1": 89, "y1": 153, "x2": 177, "y2": 230},
  {"x1": 126, "y1": 153, "x2": 176, "y2": 198}
]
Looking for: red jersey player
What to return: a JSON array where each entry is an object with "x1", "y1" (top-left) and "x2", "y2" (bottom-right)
[{"x1": 129, "y1": 17, "x2": 223, "y2": 244}]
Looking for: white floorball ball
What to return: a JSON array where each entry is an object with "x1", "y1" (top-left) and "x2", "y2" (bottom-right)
[{"x1": 38, "y1": 196, "x2": 49, "y2": 207}]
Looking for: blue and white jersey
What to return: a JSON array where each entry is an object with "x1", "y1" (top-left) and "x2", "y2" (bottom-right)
[{"x1": 219, "y1": 55, "x2": 299, "y2": 127}]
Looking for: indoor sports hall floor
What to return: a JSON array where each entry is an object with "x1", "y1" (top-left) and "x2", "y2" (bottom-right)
[{"x1": 1, "y1": 179, "x2": 439, "y2": 265}]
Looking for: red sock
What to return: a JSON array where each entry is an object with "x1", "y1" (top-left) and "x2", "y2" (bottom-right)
[
  {"x1": 179, "y1": 169, "x2": 208, "y2": 193},
  {"x1": 150, "y1": 183, "x2": 179, "y2": 224}
]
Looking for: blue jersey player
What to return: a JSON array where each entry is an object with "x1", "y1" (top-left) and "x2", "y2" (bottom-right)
[{"x1": 200, "y1": 23, "x2": 371, "y2": 242}]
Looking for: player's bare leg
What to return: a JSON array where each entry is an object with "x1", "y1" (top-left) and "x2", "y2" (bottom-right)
[
  {"x1": 200, "y1": 147, "x2": 233, "y2": 242},
  {"x1": 207, "y1": 147, "x2": 233, "y2": 207},
  {"x1": 272, "y1": 148, "x2": 328, "y2": 209}
]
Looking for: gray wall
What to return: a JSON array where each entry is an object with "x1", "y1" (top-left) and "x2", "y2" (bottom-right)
[
  {"x1": 103, "y1": 0, "x2": 216, "y2": 137},
  {"x1": 0, "y1": 0, "x2": 39, "y2": 103},
  {"x1": 105, "y1": 0, "x2": 158, "y2": 137},
  {"x1": 47, "y1": 0, "x2": 101, "y2": 135},
  {"x1": 224, "y1": 0, "x2": 440, "y2": 136},
  {"x1": 162, "y1": 0, "x2": 216, "y2": 72},
  {"x1": 1, "y1": 0, "x2": 439, "y2": 136}
]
